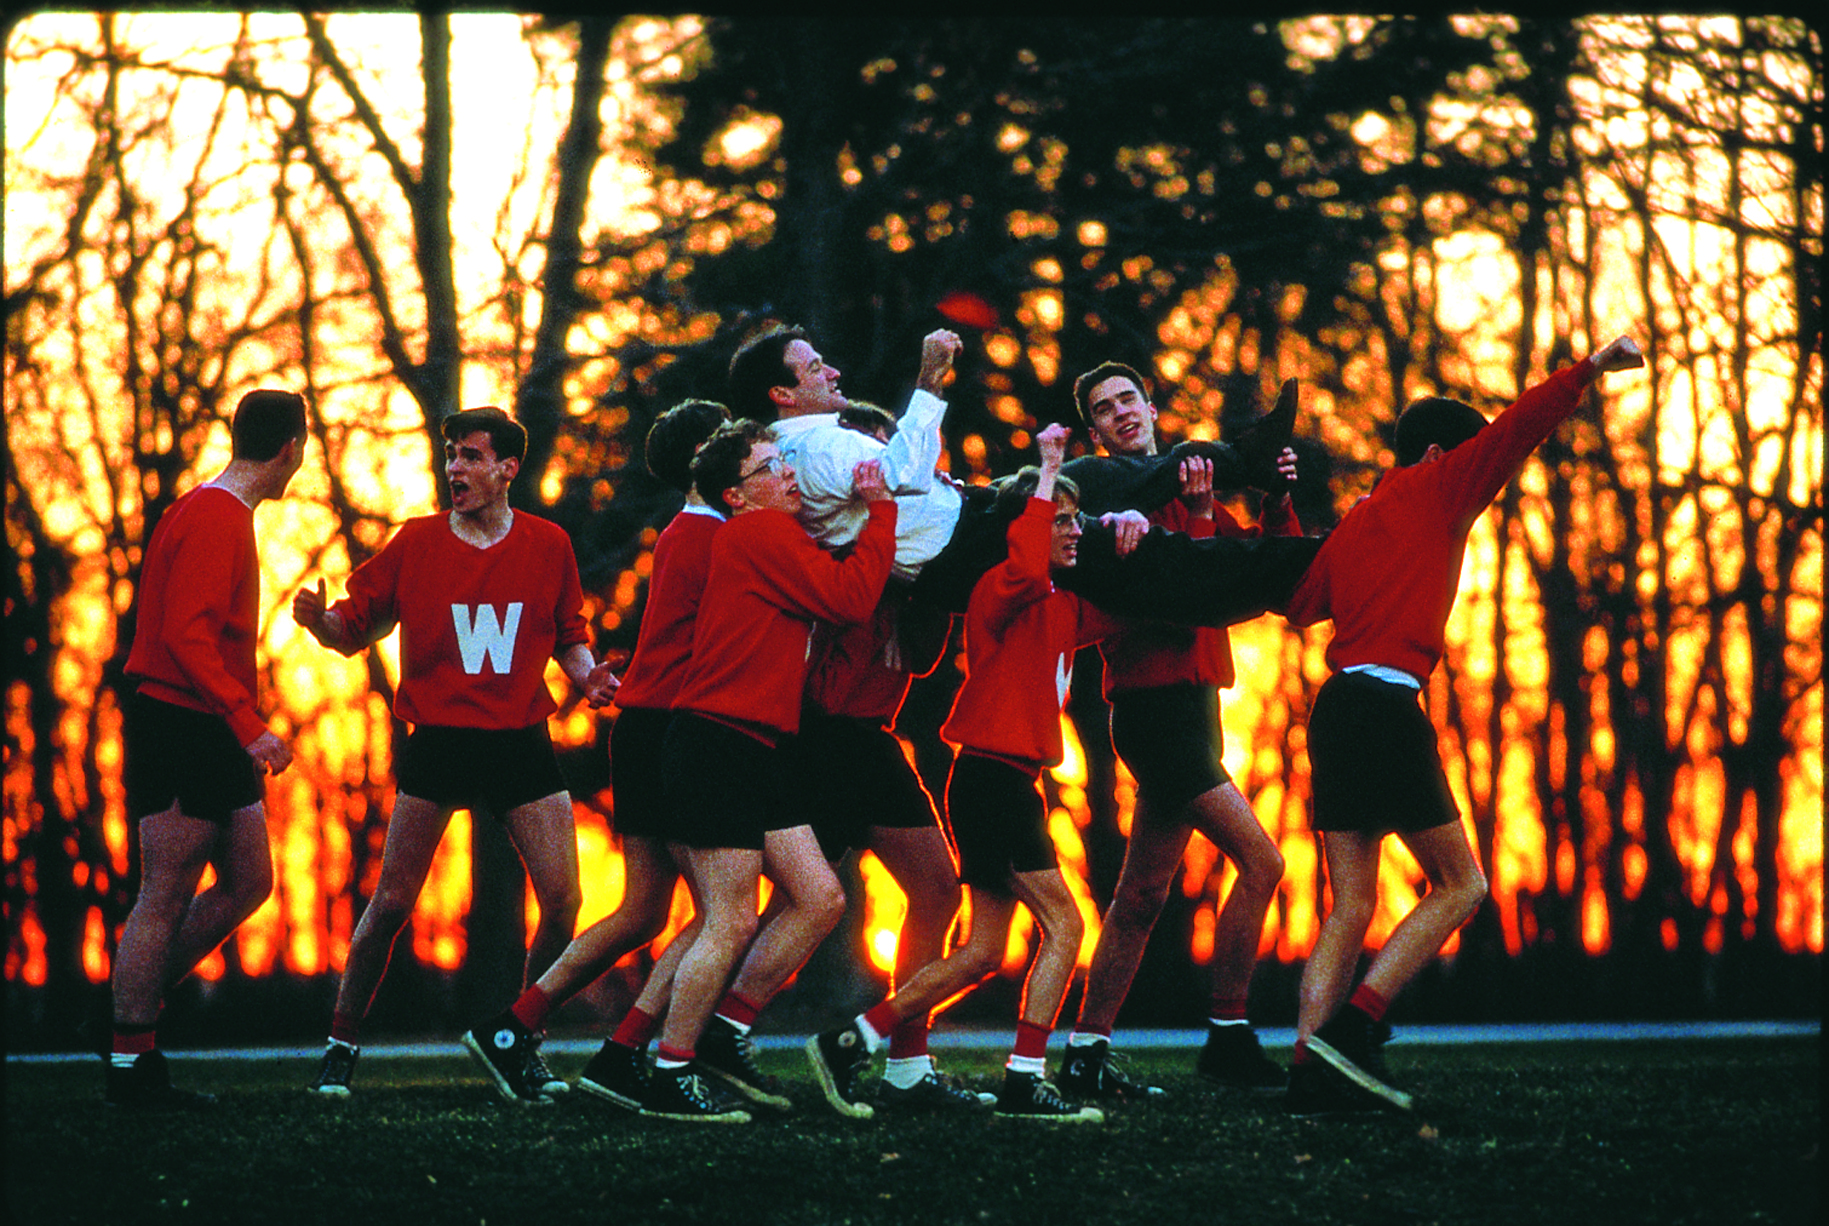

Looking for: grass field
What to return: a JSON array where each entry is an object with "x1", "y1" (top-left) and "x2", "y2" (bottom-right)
[{"x1": 5, "y1": 1036, "x2": 1817, "y2": 1226}]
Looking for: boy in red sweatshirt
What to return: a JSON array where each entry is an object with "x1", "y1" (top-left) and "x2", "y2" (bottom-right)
[
  {"x1": 1282, "y1": 336, "x2": 1644, "y2": 1115},
  {"x1": 807, "y1": 423, "x2": 1125, "y2": 1124},
  {"x1": 110, "y1": 389, "x2": 308, "y2": 1108},
  {"x1": 644, "y1": 420, "x2": 898, "y2": 1123}
]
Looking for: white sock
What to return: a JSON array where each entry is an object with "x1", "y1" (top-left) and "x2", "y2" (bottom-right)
[
  {"x1": 327, "y1": 1037, "x2": 358, "y2": 1053},
  {"x1": 655, "y1": 1056, "x2": 690, "y2": 1071},
  {"x1": 1005, "y1": 1054, "x2": 1047, "y2": 1076},
  {"x1": 1208, "y1": 1018, "x2": 1249, "y2": 1029},
  {"x1": 884, "y1": 1056, "x2": 935, "y2": 1090},
  {"x1": 110, "y1": 1052, "x2": 140, "y2": 1068},
  {"x1": 715, "y1": 1013, "x2": 751, "y2": 1035},
  {"x1": 1066, "y1": 1031, "x2": 1108, "y2": 1049}
]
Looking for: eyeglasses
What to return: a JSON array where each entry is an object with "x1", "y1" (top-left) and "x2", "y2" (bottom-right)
[{"x1": 738, "y1": 453, "x2": 787, "y2": 481}]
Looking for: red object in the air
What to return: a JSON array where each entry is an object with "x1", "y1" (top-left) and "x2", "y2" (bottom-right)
[{"x1": 935, "y1": 290, "x2": 1000, "y2": 330}]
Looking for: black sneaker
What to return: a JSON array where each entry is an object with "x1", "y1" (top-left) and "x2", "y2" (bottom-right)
[
  {"x1": 461, "y1": 1015, "x2": 553, "y2": 1106},
  {"x1": 805, "y1": 1024, "x2": 875, "y2": 1120},
  {"x1": 577, "y1": 1039, "x2": 648, "y2": 1112},
  {"x1": 1058, "y1": 1039, "x2": 1166, "y2": 1102},
  {"x1": 1229, "y1": 377, "x2": 1299, "y2": 494},
  {"x1": 993, "y1": 1070, "x2": 1103, "y2": 1123},
  {"x1": 525, "y1": 1040, "x2": 568, "y2": 1097},
  {"x1": 307, "y1": 1041, "x2": 359, "y2": 1098},
  {"x1": 105, "y1": 1050, "x2": 217, "y2": 1110},
  {"x1": 1283, "y1": 1060, "x2": 1390, "y2": 1118},
  {"x1": 640, "y1": 1065, "x2": 752, "y2": 1124},
  {"x1": 697, "y1": 1015, "x2": 793, "y2": 1111},
  {"x1": 877, "y1": 1071, "x2": 992, "y2": 1114},
  {"x1": 1306, "y1": 1007, "x2": 1413, "y2": 1111},
  {"x1": 1196, "y1": 1023, "x2": 1286, "y2": 1094}
]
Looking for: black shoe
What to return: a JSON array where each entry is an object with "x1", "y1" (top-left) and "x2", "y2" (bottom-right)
[
  {"x1": 577, "y1": 1039, "x2": 648, "y2": 1112},
  {"x1": 1057, "y1": 1039, "x2": 1166, "y2": 1102},
  {"x1": 697, "y1": 1015, "x2": 793, "y2": 1111},
  {"x1": 105, "y1": 1050, "x2": 216, "y2": 1110},
  {"x1": 306, "y1": 1041, "x2": 359, "y2": 1098},
  {"x1": 877, "y1": 1071, "x2": 992, "y2": 1114},
  {"x1": 1284, "y1": 1060, "x2": 1391, "y2": 1118},
  {"x1": 1306, "y1": 1007, "x2": 1413, "y2": 1111},
  {"x1": 805, "y1": 1024, "x2": 875, "y2": 1120},
  {"x1": 993, "y1": 1070, "x2": 1103, "y2": 1123},
  {"x1": 1196, "y1": 1023, "x2": 1286, "y2": 1094},
  {"x1": 640, "y1": 1065, "x2": 751, "y2": 1124},
  {"x1": 1228, "y1": 377, "x2": 1298, "y2": 494},
  {"x1": 525, "y1": 1040, "x2": 568, "y2": 1097},
  {"x1": 461, "y1": 1014, "x2": 553, "y2": 1106}
]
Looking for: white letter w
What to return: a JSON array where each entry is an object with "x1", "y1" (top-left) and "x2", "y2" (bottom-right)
[{"x1": 451, "y1": 603, "x2": 523, "y2": 674}]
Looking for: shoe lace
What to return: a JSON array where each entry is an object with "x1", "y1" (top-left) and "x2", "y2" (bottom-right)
[
  {"x1": 1032, "y1": 1079, "x2": 1076, "y2": 1112},
  {"x1": 525, "y1": 1044, "x2": 557, "y2": 1086}
]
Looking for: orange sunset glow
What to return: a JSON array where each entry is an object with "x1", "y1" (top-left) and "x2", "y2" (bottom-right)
[{"x1": 4, "y1": 13, "x2": 1820, "y2": 1030}]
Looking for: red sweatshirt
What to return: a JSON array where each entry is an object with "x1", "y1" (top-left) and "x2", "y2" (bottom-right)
[
  {"x1": 673, "y1": 501, "x2": 897, "y2": 742},
  {"x1": 1098, "y1": 493, "x2": 1302, "y2": 696},
  {"x1": 125, "y1": 485, "x2": 267, "y2": 745},
  {"x1": 328, "y1": 511, "x2": 591, "y2": 729},
  {"x1": 614, "y1": 506, "x2": 722, "y2": 712},
  {"x1": 805, "y1": 594, "x2": 913, "y2": 728},
  {"x1": 941, "y1": 498, "x2": 1125, "y2": 768},
  {"x1": 1285, "y1": 358, "x2": 1598, "y2": 678}
]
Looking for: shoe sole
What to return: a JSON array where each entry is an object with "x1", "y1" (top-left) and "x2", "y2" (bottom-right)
[
  {"x1": 803, "y1": 1035, "x2": 874, "y2": 1120},
  {"x1": 305, "y1": 1085, "x2": 353, "y2": 1099},
  {"x1": 1303, "y1": 1037, "x2": 1414, "y2": 1111},
  {"x1": 699, "y1": 1064, "x2": 794, "y2": 1112},
  {"x1": 993, "y1": 1106, "x2": 1106, "y2": 1124},
  {"x1": 576, "y1": 1077, "x2": 643, "y2": 1113},
  {"x1": 640, "y1": 1110, "x2": 753, "y2": 1124},
  {"x1": 460, "y1": 1031, "x2": 554, "y2": 1107}
]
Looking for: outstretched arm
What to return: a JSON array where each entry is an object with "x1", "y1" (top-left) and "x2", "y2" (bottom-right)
[{"x1": 292, "y1": 579, "x2": 357, "y2": 654}]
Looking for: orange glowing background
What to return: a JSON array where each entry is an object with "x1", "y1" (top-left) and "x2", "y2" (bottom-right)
[{"x1": 3, "y1": 14, "x2": 1821, "y2": 1006}]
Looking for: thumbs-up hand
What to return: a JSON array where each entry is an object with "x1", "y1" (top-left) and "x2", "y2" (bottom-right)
[{"x1": 293, "y1": 577, "x2": 328, "y2": 632}]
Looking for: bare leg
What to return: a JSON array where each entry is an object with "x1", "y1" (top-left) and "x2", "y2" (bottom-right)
[
  {"x1": 502, "y1": 791, "x2": 583, "y2": 987},
  {"x1": 533, "y1": 834, "x2": 679, "y2": 1002},
  {"x1": 1075, "y1": 804, "x2": 1192, "y2": 1033},
  {"x1": 1193, "y1": 784, "x2": 1284, "y2": 1004},
  {"x1": 872, "y1": 886, "x2": 1018, "y2": 1025},
  {"x1": 1006, "y1": 867, "x2": 1084, "y2": 1032},
  {"x1": 331, "y1": 794, "x2": 454, "y2": 1023},
  {"x1": 113, "y1": 804, "x2": 264, "y2": 1028},
  {"x1": 657, "y1": 845, "x2": 760, "y2": 1056},
  {"x1": 1359, "y1": 822, "x2": 1487, "y2": 1002},
  {"x1": 723, "y1": 825, "x2": 846, "y2": 1005},
  {"x1": 1296, "y1": 830, "x2": 1380, "y2": 1041},
  {"x1": 159, "y1": 805, "x2": 274, "y2": 992}
]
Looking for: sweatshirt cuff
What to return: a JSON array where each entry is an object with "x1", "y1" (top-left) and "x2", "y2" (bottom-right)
[{"x1": 227, "y1": 707, "x2": 267, "y2": 747}]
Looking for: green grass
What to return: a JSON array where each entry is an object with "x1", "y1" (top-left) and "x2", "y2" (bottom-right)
[{"x1": 6, "y1": 1038, "x2": 1817, "y2": 1226}]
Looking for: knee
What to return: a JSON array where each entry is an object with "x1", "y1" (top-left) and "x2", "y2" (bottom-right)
[
  {"x1": 1445, "y1": 869, "x2": 1488, "y2": 924},
  {"x1": 1103, "y1": 882, "x2": 1166, "y2": 935},
  {"x1": 1235, "y1": 842, "x2": 1286, "y2": 899},
  {"x1": 806, "y1": 877, "x2": 848, "y2": 936},
  {"x1": 537, "y1": 881, "x2": 584, "y2": 930},
  {"x1": 1324, "y1": 892, "x2": 1377, "y2": 942},
  {"x1": 1039, "y1": 905, "x2": 1084, "y2": 954},
  {"x1": 906, "y1": 878, "x2": 963, "y2": 930}
]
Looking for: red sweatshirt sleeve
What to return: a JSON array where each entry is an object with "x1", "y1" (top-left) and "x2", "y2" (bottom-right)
[
  {"x1": 749, "y1": 501, "x2": 899, "y2": 627},
  {"x1": 975, "y1": 498, "x2": 1056, "y2": 637}
]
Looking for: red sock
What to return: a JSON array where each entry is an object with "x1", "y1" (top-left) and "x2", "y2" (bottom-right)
[
  {"x1": 1349, "y1": 983, "x2": 1390, "y2": 1023},
  {"x1": 1209, "y1": 995, "x2": 1249, "y2": 1023},
  {"x1": 111, "y1": 1027, "x2": 156, "y2": 1057},
  {"x1": 1292, "y1": 1039, "x2": 1314, "y2": 1066},
  {"x1": 611, "y1": 1005, "x2": 658, "y2": 1049},
  {"x1": 714, "y1": 991, "x2": 762, "y2": 1029},
  {"x1": 510, "y1": 985, "x2": 552, "y2": 1033},
  {"x1": 655, "y1": 1043, "x2": 695, "y2": 1066},
  {"x1": 1012, "y1": 1020, "x2": 1051, "y2": 1061},
  {"x1": 329, "y1": 1012, "x2": 361, "y2": 1047},
  {"x1": 888, "y1": 1014, "x2": 930, "y2": 1060},
  {"x1": 862, "y1": 1001, "x2": 901, "y2": 1041}
]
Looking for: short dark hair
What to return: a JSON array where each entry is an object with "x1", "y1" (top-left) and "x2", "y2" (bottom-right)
[
  {"x1": 647, "y1": 399, "x2": 731, "y2": 493},
  {"x1": 691, "y1": 419, "x2": 774, "y2": 516},
  {"x1": 1394, "y1": 396, "x2": 1488, "y2": 466},
  {"x1": 441, "y1": 406, "x2": 528, "y2": 465},
  {"x1": 991, "y1": 466, "x2": 1081, "y2": 525},
  {"x1": 838, "y1": 401, "x2": 897, "y2": 441},
  {"x1": 230, "y1": 389, "x2": 307, "y2": 461},
  {"x1": 1071, "y1": 361, "x2": 1149, "y2": 429},
  {"x1": 727, "y1": 323, "x2": 808, "y2": 423}
]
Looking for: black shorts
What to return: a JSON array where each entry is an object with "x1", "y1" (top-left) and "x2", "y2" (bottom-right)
[
  {"x1": 609, "y1": 706, "x2": 672, "y2": 841},
  {"x1": 395, "y1": 723, "x2": 566, "y2": 816},
  {"x1": 1307, "y1": 671, "x2": 1459, "y2": 836},
  {"x1": 122, "y1": 691, "x2": 264, "y2": 824},
  {"x1": 662, "y1": 713, "x2": 797, "y2": 851},
  {"x1": 1108, "y1": 684, "x2": 1230, "y2": 815},
  {"x1": 790, "y1": 706, "x2": 941, "y2": 860},
  {"x1": 942, "y1": 752, "x2": 1057, "y2": 891}
]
